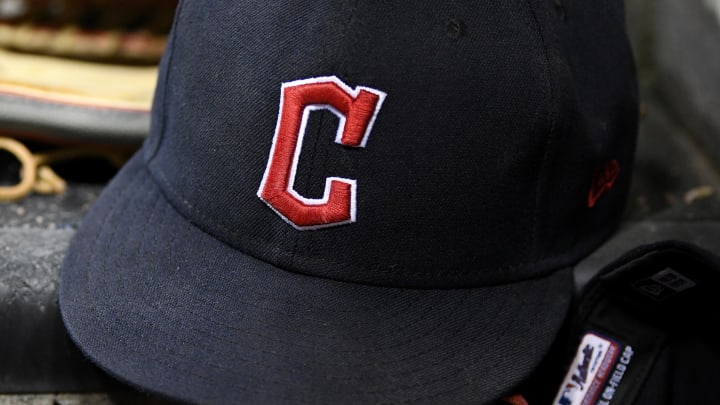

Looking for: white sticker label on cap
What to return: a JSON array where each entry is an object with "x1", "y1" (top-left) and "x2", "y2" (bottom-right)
[{"x1": 553, "y1": 332, "x2": 620, "y2": 405}]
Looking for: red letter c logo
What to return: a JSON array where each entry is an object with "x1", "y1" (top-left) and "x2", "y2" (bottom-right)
[{"x1": 258, "y1": 76, "x2": 386, "y2": 230}]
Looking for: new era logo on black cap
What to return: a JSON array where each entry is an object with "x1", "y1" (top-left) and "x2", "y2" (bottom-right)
[{"x1": 58, "y1": 1, "x2": 639, "y2": 403}]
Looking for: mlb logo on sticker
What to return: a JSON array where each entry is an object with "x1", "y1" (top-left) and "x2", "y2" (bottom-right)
[{"x1": 553, "y1": 333, "x2": 620, "y2": 405}]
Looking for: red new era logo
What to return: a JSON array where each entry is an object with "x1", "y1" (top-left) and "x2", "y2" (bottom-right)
[
  {"x1": 587, "y1": 159, "x2": 620, "y2": 208},
  {"x1": 258, "y1": 76, "x2": 386, "y2": 230}
]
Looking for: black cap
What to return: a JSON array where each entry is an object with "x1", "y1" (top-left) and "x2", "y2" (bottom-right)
[
  {"x1": 550, "y1": 240, "x2": 720, "y2": 405},
  {"x1": 59, "y1": 0, "x2": 639, "y2": 403}
]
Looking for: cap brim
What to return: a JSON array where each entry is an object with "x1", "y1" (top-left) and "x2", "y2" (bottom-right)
[{"x1": 59, "y1": 152, "x2": 574, "y2": 404}]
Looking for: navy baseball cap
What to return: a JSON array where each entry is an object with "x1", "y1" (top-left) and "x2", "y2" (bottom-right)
[{"x1": 58, "y1": 0, "x2": 639, "y2": 403}]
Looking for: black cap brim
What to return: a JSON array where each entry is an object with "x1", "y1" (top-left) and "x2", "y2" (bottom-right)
[{"x1": 59, "y1": 152, "x2": 574, "y2": 404}]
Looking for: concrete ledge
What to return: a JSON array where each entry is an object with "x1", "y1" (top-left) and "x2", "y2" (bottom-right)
[{"x1": 653, "y1": 0, "x2": 720, "y2": 167}]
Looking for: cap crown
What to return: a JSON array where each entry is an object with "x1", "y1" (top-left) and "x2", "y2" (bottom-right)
[{"x1": 144, "y1": 0, "x2": 638, "y2": 288}]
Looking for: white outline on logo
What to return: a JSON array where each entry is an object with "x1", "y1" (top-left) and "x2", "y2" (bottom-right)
[{"x1": 257, "y1": 76, "x2": 386, "y2": 230}]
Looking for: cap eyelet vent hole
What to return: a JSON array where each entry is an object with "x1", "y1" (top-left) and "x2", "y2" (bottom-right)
[{"x1": 446, "y1": 18, "x2": 467, "y2": 40}]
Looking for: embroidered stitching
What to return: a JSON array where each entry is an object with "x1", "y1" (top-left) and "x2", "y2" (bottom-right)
[
  {"x1": 587, "y1": 159, "x2": 620, "y2": 208},
  {"x1": 257, "y1": 76, "x2": 386, "y2": 230}
]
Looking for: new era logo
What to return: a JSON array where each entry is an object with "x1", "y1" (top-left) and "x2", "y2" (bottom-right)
[{"x1": 588, "y1": 160, "x2": 620, "y2": 208}]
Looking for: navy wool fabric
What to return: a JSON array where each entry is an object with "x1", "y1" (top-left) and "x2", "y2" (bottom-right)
[
  {"x1": 58, "y1": 0, "x2": 639, "y2": 403},
  {"x1": 60, "y1": 153, "x2": 573, "y2": 403}
]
